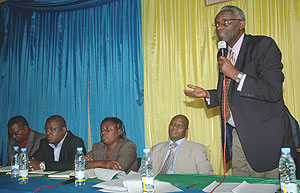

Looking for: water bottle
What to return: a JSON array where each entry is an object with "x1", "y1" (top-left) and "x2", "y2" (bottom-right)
[
  {"x1": 18, "y1": 148, "x2": 29, "y2": 184},
  {"x1": 75, "y1": 147, "x2": 85, "y2": 187},
  {"x1": 141, "y1": 148, "x2": 154, "y2": 193},
  {"x1": 11, "y1": 146, "x2": 19, "y2": 178},
  {"x1": 279, "y1": 147, "x2": 297, "y2": 193}
]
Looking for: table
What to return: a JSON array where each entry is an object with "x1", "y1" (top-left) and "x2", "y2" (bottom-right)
[{"x1": 0, "y1": 174, "x2": 285, "y2": 193}]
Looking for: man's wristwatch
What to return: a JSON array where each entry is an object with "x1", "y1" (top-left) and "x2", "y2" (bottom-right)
[
  {"x1": 39, "y1": 161, "x2": 45, "y2": 171},
  {"x1": 235, "y1": 72, "x2": 244, "y2": 83}
]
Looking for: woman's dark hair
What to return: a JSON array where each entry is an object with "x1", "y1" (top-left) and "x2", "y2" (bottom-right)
[{"x1": 101, "y1": 117, "x2": 126, "y2": 139}]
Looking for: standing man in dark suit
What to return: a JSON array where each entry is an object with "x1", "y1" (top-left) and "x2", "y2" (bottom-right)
[
  {"x1": 7, "y1": 116, "x2": 45, "y2": 165},
  {"x1": 184, "y1": 5, "x2": 295, "y2": 178},
  {"x1": 28, "y1": 115, "x2": 86, "y2": 171}
]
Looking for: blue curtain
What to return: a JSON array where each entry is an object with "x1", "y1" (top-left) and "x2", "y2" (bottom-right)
[{"x1": 0, "y1": 0, "x2": 144, "y2": 165}]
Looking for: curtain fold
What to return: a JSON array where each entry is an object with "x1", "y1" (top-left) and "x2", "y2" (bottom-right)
[
  {"x1": 9, "y1": 0, "x2": 119, "y2": 11},
  {"x1": 0, "y1": 0, "x2": 144, "y2": 165}
]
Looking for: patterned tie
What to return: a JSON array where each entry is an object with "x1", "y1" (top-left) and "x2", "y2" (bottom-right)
[
  {"x1": 221, "y1": 50, "x2": 235, "y2": 121},
  {"x1": 160, "y1": 143, "x2": 178, "y2": 174}
]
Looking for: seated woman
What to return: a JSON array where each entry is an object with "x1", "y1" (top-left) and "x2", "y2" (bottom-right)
[{"x1": 85, "y1": 117, "x2": 138, "y2": 173}]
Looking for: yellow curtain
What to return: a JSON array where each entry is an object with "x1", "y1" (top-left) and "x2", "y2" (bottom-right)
[{"x1": 142, "y1": 0, "x2": 300, "y2": 175}]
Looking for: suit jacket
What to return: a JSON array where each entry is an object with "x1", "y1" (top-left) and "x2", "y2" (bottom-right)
[
  {"x1": 150, "y1": 138, "x2": 214, "y2": 175},
  {"x1": 206, "y1": 34, "x2": 295, "y2": 172},
  {"x1": 87, "y1": 138, "x2": 138, "y2": 173},
  {"x1": 32, "y1": 131, "x2": 86, "y2": 171},
  {"x1": 7, "y1": 129, "x2": 45, "y2": 165}
]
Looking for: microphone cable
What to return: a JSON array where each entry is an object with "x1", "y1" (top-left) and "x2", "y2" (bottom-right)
[
  {"x1": 210, "y1": 76, "x2": 228, "y2": 193},
  {"x1": 32, "y1": 177, "x2": 75, "y2": 193}
]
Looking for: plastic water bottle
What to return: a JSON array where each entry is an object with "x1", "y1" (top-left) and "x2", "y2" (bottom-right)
[
  {"x1": 18, "y1": 148, "x2": 29, "y2": 184},
  {"x1": 75, "y1": 147, "x2": 85, "y2": 187},
  {"x1": 11, "y1": 146, "x2": 19, "y2": 178},
  {"x1": 141, "y1": 148, "x2": 154, "y2": 193},
  {"x1": 279, "y1": 147, "x2": 297, "y2": 193}
]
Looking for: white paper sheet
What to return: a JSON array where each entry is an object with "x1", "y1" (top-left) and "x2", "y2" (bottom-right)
[
  {"x1": 93, "y1": 171, "x2": 182, "y2": 193},
  {"x1": 203, "y1": 181, "x2": 281, "y2": 193},
  {"x1": 94, "y1": 168, "x2": 126, "y2": 181},
  {"x1": 48, "y1": 170, "x2": 73, "y2": 178},
  {"x1": 93, "y1": 179, "x2": 127, "y2": 191},
  {"x1": 202, "y1": 181, "x2": 242, "y2": 193},
  {"x1": 232, "y1": 181, "x2": 280, "y2": 193},
  {"x1": 0, "y1": 166, "x2": 11, "y2": 172}
]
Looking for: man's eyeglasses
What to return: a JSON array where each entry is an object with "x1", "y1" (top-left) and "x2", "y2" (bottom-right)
[{"x1": 212, "y1": 19, "x2": 242, "y2": 28}]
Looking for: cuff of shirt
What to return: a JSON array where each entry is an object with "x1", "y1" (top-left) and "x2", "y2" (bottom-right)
[{"x1": 237, "y1": 73, "x2": 247, "y2": 91}]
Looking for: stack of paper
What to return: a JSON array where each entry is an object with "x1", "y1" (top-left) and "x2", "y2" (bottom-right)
[
  {"x1": 48, "y1": 170, "x2": 73, "y2": 179},
  {"x1": 93, "y1": 171, "x2": 183, "y2": 193},
  {"x1": 202, "y1": 181, "x2": 280, "y2": 193},
  {"x1": 93, "y1": 168, "x2": 126, "y2": 181},
  {"x1": 0, "y1": 166, "x2": 12, "y2": 172}
]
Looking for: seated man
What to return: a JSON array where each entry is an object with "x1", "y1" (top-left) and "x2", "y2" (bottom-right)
[
  {"x1": 85, "y1": 117, "x2": 138, "y2": 173},
  {"x1": 147, "y1": 114, "x2": 214, "y2": 175},
  {"x1": 29, "y1": 115, "x2": 86, "y2": 171},
  {"x1": 7, "y1": 116, "x2": 45, "y2": 165}
]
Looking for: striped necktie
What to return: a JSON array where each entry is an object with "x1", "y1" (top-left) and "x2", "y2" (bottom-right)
[
  {"x1": 159, "y1": 143, "x2": 178, "y2": 174},
  {"x1": 221, "y1": 50, "x2": 235, "y2": 121}
]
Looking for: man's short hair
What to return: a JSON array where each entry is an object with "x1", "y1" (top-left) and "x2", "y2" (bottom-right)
[
  {"x1": 8, "y1": 116, "x2": 28, "y2": 128},
  {"x1": 46, "y1": 115, "x2": 66, "y2": 129},
  {"x1": 173, "y1": 114, "x2": 189, "y2": 128},
  {"x1": 220, "y1": 5, "x2": 246, "y2": 21}
]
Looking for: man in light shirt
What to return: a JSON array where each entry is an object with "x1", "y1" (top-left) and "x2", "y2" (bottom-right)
[
  {"x1": 28, "y1": 115, "x2": 86, "y2": 171},
  {"x1": 148, "y1": 114, "x2": 214, "y2": 175}
]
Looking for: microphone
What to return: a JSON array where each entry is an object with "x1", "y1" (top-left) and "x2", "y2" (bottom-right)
[
  {"x1": 59, "y1": 177, "x2": 75, "y2": 185},
  {"x1": 218, "y1": 41, "x2": 227, "y2": 57}
]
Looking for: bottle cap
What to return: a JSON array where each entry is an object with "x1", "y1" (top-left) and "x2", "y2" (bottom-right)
[
  {"x1": 143, "y1": 149, "x2": 150, "y2": 153},
  {"x1": 281, "y1": 147, "x2": 291, "y2": 154},
  {"x1": 21, "y1": 148, "x2": 26, "y2": 152},
  {"x1": 77, "y1": 147, "x2": 83, "y2": 152},
  {"x1": 13, "y1": 146, "x2": 19, "y2": 151}
]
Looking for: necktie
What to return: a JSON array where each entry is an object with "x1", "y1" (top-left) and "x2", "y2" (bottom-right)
[
  {"x1": 221, "y1": 50, "x2": 235, "y2": 121},
  {"x1": 160, "y1": 143, "x2": 178, "y2": 174}
]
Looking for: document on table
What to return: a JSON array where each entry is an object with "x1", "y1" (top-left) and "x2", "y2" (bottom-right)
[
  {"x1": 202, "y1": 181, "x2": 280, "y2": 193},
  {"x1": 93, "y1": 168, "x2": 126, "y2": 181},
  {"x1": 0, "y1": 166, "x2": 11, "y2": 172},
  {"x1": 29, "y1": 170, "x2": 58, "y2": 175},
  {"x1": 93, "y1": 171, "x2": 183, "y2": 193},
  {"x1": 48, "y1": 170, "x2": 73, "y2": 179},
  {"x1": 28, "y1": 170, "x2": 58, "y2": 177},
  {"x1": 93, "y1": 179, "x2": 127, "y2": 192}
]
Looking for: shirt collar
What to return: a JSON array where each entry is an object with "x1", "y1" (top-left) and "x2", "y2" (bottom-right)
[
  {"x1": 49, "y1": 131, "x2": 68, "y2": 149},
  {"x1": 18, "y1": 128, "x2": 31, "y2": 151},
  {"x1": 228, "y1": 33, "x2": 245, "y2": 59},
  {"x1": 169, "y1": 137, "x2": 185, "y2": 147}
]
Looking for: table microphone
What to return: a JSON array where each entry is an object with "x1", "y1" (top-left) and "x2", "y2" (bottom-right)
[{"x1": 59, "y1": 177, "x2": 75, "y2": 185}]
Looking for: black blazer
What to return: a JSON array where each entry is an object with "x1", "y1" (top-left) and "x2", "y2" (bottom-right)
[
  {"x1": 206, "y1": 34, "x2": 296, "y2": 172},
  {"x1": 32, "y1": 131, "x2": 86, "y2": 171}
]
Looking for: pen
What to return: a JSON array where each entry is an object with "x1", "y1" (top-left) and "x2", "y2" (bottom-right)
[{"x1": 186, "y1": 183, "x2": 201, "y2": 189}]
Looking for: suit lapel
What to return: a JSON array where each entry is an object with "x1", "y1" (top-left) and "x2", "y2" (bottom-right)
[
  {"x1": 234, "y1": 34, "x2": 249, "y2": 71},
  {"x1": 226, "y1": 34, "x2": 249, "y2": 100},
  {"x1": 173, "y1": 138, "x2": 187, "y2": 173},
  {"x1": 59, "y1": 131, "x2": 70, "y2": 161},
  {"x1": 157, "y1": 142, "x2": 169, "y2": 172},
  {"x1": 26, "y1": 132, "x2": 34, "y2": 157}
]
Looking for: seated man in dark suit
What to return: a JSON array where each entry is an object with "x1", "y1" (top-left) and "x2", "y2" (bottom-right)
[
  {"x1": 7, "y1": 116, "x2": 45, "y2": 165},
  {"x1": 28, "y1": 115, "x2": 86, "y2": 171}
]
